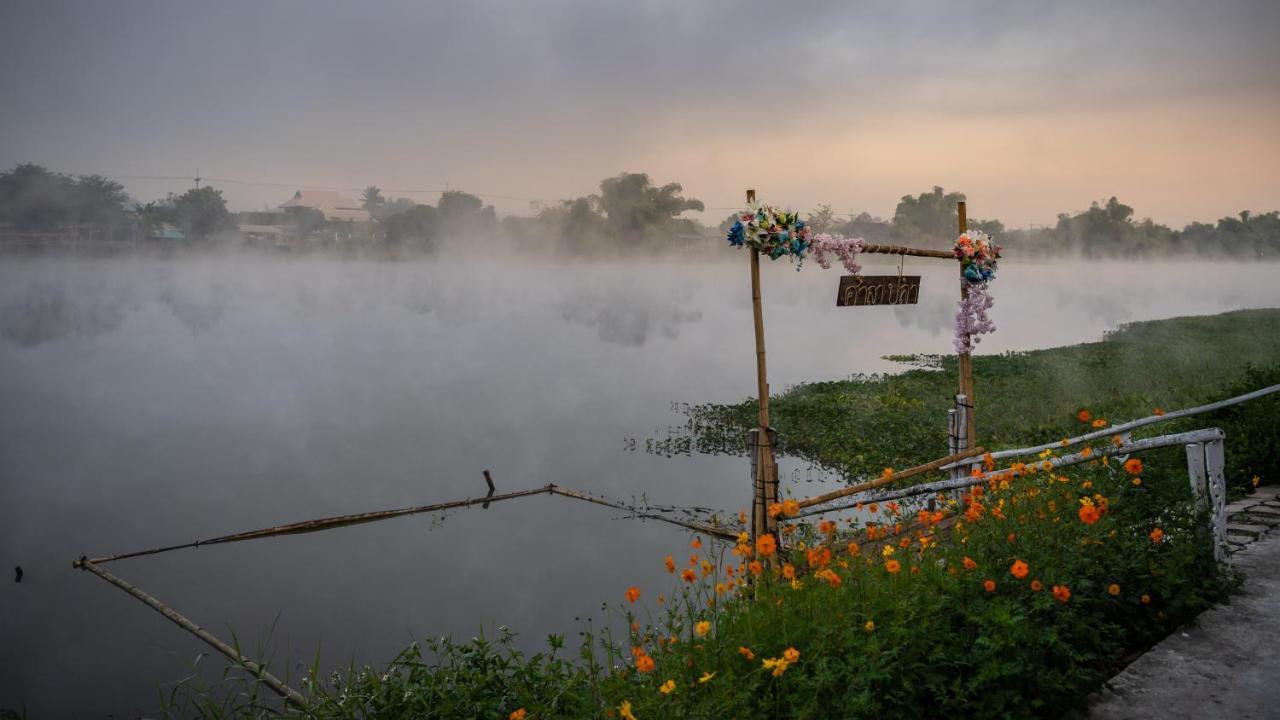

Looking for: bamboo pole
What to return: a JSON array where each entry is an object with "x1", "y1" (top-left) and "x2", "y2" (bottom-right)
[
  {"x1": 793, "y1": 446, "x2": 985, "y2": 512},
  {"x1": 957, "y1": 201, "x2": 976, "y2": 450},
  {"x1": 85, "y1": 483, "x2": 737, "y2": 566},
  {"x1": 745, "y1": 188, "x2": 779, "y2": 549},
  {"x1": 858, "y1": 244, "x2": 955, "y2": 259},
  {"x1": 72, "y1": 558, "x2": 309, "y2": 710}
]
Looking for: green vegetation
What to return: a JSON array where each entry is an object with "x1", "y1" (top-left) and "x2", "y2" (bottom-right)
[
  {"x1": 685, "y1": 309, "x2": 1280, "y2": 496},
  {"x1": 162, "y1": 310, "x2": 1276, "y2": 718}
]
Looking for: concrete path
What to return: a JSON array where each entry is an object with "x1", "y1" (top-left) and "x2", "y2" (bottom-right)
[{"x1": 1088, "y1": 488, "x2": 1280, "y2": 719}]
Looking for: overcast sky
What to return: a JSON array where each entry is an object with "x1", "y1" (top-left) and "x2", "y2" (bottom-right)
[{"x1": 1, "y1": 0, "x2": 1277, "y2": 227}]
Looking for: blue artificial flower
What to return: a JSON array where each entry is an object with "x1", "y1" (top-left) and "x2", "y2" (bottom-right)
[
  {"x1": 770, "y1": 244, "x2": 786, "y2": 259},
  {"x1": 795, "y1": 219, "x2": 806, "y2": 229},
  {"x1": 727, "y1": 220, "x2": 745, "y2": 246},
  {"x1": 778, "y1": 229, "x2": 790, "y2": 244},
  {"x1": 963, "y1": 264, "x2": 984, "y2": 282}
]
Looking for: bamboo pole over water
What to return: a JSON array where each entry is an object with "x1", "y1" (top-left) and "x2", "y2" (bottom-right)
[
  {"x1": 72, "y1": 558, "x2": 309, "y2": 710},
  {"x1": 84, "y1": 482, "x2": 737, "y2": 566}
]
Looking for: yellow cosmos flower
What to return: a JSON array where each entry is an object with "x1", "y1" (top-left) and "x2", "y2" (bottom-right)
[
  {"x1": 658, "y1": 679, "x2": 676, "y2": 695},
  {"x1": 698, "y1": 671, "x2": 715, "y2": 684}
]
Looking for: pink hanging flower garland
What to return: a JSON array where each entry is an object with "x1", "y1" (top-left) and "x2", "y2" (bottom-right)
[
  {"x1": 952, "y1": 230, "x2": 1002, "y2": 354},
  {"x1": 808, "y1": 233, "x2": 867, "y2": 275}
]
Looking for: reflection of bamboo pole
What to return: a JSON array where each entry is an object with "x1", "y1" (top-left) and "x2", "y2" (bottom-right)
[
  {"x1": 793, "y1": 446, "x2": 985, "y2": 512},
  {"x1": 957, "y1": 201, "x2": 976, "y2": 450},
  {"x1": 72, "y1": 558, "x2": 309, "y2": 710}
]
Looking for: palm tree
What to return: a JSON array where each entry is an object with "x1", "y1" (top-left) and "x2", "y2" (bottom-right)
[{"x1": 361, "y1": 186, "x2": 385, "y2": 218}]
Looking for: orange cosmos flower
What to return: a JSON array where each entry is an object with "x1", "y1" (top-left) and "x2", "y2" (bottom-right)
[
  {"x1": 1052, "y1": 585, "x2": 1071, "y2": 603},
  {"x1": 885, "y1": 559, "x2": 901, "y2": 574},
  {"x1": 847, "y1": 542, "x2": 861, "y2": 557},
  {"x1": 636, "y1": 653, "x2": 655, "y2": 673},
  {"x1": 626, "y1": 586, "x2": 640, "y2": 603},
  {"x1": 983, "y1": 452, "x2": 996, "y2": 471},
  {"x1": 1141, "y1": 594, "x2": 1151, "y2": 604},
  {"x1": 1108, "y1": 583, "x2": 1121, "y2": 597},
  {"x1": 1077, "y1": 409, "x2": 1092, "y2": 422},
  {"x1": 984, "y1": 579, "x2": 997, "y2": 593},
  {"x1": 1030, "y1": 580, "x2": 1043, "y2": 592},
  {"x1": 1153, "y1": 407, "x2": 1165, "y2": 416},
  {"x1": 690, "y1": 537, "x2": 702, "y2": 549},
  {"x1": 756, "y1": 534, "x2": 777, "y2": 557},
  {"x1": 749, "y1": 561, "x2": 763, "y2": 576},
  {"x1": 782, "y1": 563, "x2": 796, "y2": 580},
  {"x1": 782, "y1": 499, "x2": 800, "y2": 516},
  {"x1": 819, "y1": 520, "x2": 836, "y2": 534},
  {"x1": 882, "y1": 467, "x2": 894, "y2": 479},
  {"x1": 1149, "y1": 527, "x2": 1164, "y2": 543},
  {"x1": 665, "y1": 555, "x2": 675, "y2": 574},
  {"x1": 1078, "y1": 505, "x2": 1101, "y2": 525},
  {"x1": 1010, "y1": 560, "x2": 1029, "y2": 579},
  {"x1": 963, "y1": 556, "x2": 978, "y2": 570},
  {"x1": 1091, "y1": 418, "x2": 1107, "y2": 428},
  {"x1": 783, "y1": 647, "x2": 800, "y2": 663},
  {"x1": 767, "y1": 502, "x2": 784, "y2": 519},
  {"x1": 738, "y1": 646, "x2": 755, "y2": 660},
  {"x1": 509, "y1": 710, "x2": 527, "y2": 720},
  {"x1": 1124, "y1": 458, "x2": 1144, "y2": 475},
  {"x1": 681, "y1": 569, "x2": 696, "y2": 583}
]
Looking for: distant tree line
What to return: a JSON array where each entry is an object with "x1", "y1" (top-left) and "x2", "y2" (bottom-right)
[
  {"x1": 0, "y1": 163, "x2": 233, "y2": 241},
  {"x1": 757, "y1": 186, "x2": 1279, "y2": 259},
  {"x1": 2, "y1": 163, "x2": 1276, "y2": 258}
]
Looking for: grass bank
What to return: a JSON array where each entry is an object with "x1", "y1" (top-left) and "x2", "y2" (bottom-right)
[{"x1": 686, "y1": 308, "x2": 1280, "y2": 496}]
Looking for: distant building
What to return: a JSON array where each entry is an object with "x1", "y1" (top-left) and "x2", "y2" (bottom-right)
[{"x1": 278, "y1": 190, "x2": 370, "y2": 223}]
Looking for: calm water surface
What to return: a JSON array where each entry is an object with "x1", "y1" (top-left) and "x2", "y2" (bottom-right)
[{"x1": 2, "y1": 252, "x2": 1277, "y2": 716}]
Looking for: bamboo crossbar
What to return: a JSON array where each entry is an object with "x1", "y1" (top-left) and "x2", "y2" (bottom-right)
[
  {"x1": 859, "y1": 244, "x2": 956, "y2": 260},
  {"x1": 84, "y1": 483, "x2": 737, "y2": 566},
  {"x1": 73, "y1": 557, "x2": 309, "y2": 710},
  {"x1": 938, "y1": 383, "x2": 1280, "y2": 470},
  {"x1": 793, "y1": 447, "x2": 985, "y2": 512}
]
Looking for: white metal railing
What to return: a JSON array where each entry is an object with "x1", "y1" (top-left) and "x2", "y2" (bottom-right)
[
  {"x1": 941, "y1": 383, "x2": 1279, "y2": 470},
  {"x1": 814, "y1": 427, "x2": 1231, "y2": 561}
]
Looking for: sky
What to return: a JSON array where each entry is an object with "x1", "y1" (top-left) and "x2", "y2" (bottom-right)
[{"x1": 1, "y1": 0, "x2": 1277, "y2": 228}]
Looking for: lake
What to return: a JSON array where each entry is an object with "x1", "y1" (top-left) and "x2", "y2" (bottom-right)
[{"x1": 2, "y1": 250, "x2": 1277, "y2": 716}]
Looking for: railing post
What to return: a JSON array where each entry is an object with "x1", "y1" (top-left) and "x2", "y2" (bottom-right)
[
  {"x1": 1185, "y1": 443, "x2": 1208, "y2": 514},
  {"x1": 1204, "y1": 438, "x2": 1228, "y2": 562}
]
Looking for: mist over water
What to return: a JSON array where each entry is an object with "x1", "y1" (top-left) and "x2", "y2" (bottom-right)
[{"x1": 2, "y1": 251, "x2": 1278, "y2": 716}]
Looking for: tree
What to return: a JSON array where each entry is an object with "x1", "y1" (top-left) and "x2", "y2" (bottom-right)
[
  {"x1": 809, "y1": 204, "x2": 836, "y2": 234},
  {"x1": 596, "y1": 172, "x2": 704, "y2": 244},
  {"x1": 382, "y1": 203, "x2": 437, "y2": 248},
  {"x1": 74, "y1": 174, "x2": 130, "y2": 227},
  {"x1": 891, "y1": 186, "x2": 966, "y2": 247},
  {"x1": 0, "y1": 164, "x2": 78, "y2": 230},
  {"x1": 167, "y1": 186, "x2": 233, "y2": 240},
  {"x1": 361, "y1": 186, "x2": 385, "y2": 216},
  {"x1": 436, "y1": 190, "x2": 496, "y2": 235}
]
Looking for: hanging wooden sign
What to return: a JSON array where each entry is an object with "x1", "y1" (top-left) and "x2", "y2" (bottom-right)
[{"x1": 836, "y1": 275, "x2": 922, "y2": 307}]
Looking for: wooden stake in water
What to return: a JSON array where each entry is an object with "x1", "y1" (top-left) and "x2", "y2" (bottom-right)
[
  {"x1": 745, "y1": 189, "x2": 780, "y2": 549},
  {"x1": 957, "y1": 200, "x2": 976, "y2": 450}
]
